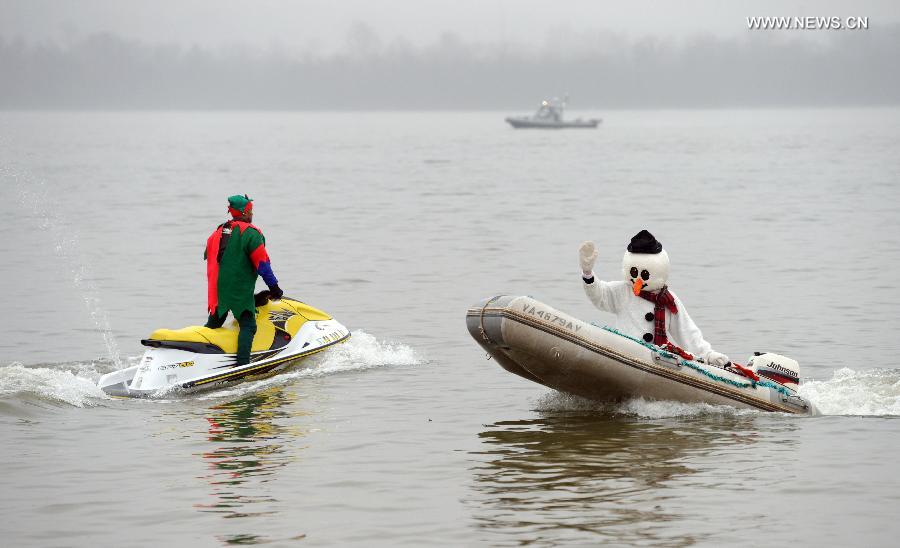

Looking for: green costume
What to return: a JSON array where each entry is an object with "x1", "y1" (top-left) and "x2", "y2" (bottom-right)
[
  {"x1": 206, "y1": 222, "x2": 268, "y2": 319},
  {"x1": 204, "y1": 195, "x2": 279, "y2": 365}
]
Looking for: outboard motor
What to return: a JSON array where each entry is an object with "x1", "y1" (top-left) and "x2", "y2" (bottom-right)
[{"x1": 748, "y1": 352, "x2": 800, "y2": 386}]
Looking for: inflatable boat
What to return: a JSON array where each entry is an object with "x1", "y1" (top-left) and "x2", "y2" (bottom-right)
[
  {"x1": 98, "y1": 294, "x2": 350, "y2": 397},
  {"x1": 466, "y1": 295, "x2": 815, "y2": 415}
]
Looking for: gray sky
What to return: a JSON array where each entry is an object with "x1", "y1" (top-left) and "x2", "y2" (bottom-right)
[{"x1": 2, "y1": 0, "x2": 899, "y2": 53}]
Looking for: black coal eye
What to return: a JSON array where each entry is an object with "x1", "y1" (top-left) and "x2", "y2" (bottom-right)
[
  {"x1": 630, "y1": 267, "x2": 638, "y2": 278},
  {"x1": 641, "y1": 270, "x2": 650, "y2": 281}
]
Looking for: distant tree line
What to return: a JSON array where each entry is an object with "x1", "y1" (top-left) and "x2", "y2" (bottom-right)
[{"x1": 1, "y1": 26, "x2": 898, "y2": 109}]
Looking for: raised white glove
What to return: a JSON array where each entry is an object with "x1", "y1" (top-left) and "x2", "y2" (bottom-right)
[
  {"x1": 706, "y1": 351, "x2": 730, "y2": 367},
  {"x1": 579, "y1": 241, "x2": 599, "y2": 276}
]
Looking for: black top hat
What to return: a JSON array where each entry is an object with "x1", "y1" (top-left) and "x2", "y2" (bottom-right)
[{"x1": 627, "y1": 230, "x2": 663, "y2": 254}]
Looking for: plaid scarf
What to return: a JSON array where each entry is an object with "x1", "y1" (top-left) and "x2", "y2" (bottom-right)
[{"x1": 638, "y1": 287, "x2": 678, "y2": 345}]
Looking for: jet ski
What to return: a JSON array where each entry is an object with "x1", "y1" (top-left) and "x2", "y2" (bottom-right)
[
  {"x1": 466, "y1": 295, "x2": 816, "y2": 415},
  {"x1": 98, "y1": 292, "x2": 350, "y2": 397}
]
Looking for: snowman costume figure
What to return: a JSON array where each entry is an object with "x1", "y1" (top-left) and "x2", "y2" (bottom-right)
[{"x1": 579, "y1": 230, "x2": 730, "y2": 366}]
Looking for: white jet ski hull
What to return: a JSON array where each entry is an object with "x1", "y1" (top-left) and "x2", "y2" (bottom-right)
[
  {"x1": 466, "y1": 295, "x2": 815, "y2": 415},
  {"x1": 99, "y1": 315, "x2": 349, "y2": 397}
]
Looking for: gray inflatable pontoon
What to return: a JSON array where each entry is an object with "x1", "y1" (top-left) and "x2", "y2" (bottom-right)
[{"x1": 466, "y1": 295, "x2": 815, "y2": 415}]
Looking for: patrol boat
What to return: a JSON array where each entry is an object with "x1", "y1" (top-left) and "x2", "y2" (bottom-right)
[
  {"x1": 98, "y1": 292, "x2": 350, "y2": 397},
  {"x1": 505, "y1": 97, "x2": 601, "y2": 129},
  {"x1": 466, "y1": 295, "x2": 816, "y2": 415}
]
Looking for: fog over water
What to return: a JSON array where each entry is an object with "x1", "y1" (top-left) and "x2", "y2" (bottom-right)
[
  {"x1": 1, "y1": 0, "x2": 899, "y2": 109},
  {"x1": 4, "y1": 0, "x2": 900, "y2": 49}
]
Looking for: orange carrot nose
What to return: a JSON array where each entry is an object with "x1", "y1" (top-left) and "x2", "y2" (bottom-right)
[{"x1": 633, "y1": 278, "x2": 644, "y2": 295}]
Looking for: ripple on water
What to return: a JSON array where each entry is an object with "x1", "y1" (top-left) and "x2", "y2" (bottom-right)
[{"x1": 466, "y1": 410, "x2": 772, "y2": 546}]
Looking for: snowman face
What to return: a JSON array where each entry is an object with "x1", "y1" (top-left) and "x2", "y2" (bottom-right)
[{"x1": 621, "y1": 250, "x2": 670, "y2": 293}]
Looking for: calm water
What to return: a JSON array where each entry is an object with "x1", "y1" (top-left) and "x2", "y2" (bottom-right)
[{"x1": 2, "y1": 109, "x2": 900, "y2": 546}]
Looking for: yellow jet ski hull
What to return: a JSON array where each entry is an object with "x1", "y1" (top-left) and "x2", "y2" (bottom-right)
[{"x1": 98, "y1": 297, "x2": 350, "y2": 397}]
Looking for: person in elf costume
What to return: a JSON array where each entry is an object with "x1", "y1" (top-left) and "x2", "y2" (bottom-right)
[
  {"x1": 578, "y1": 230, "x2": 730, "y2": 366},
  {"x1": 204, "y1": 195, "x2": 283, "y2": 366}
]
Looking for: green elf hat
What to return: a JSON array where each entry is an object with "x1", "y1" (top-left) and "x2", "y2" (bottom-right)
[{"x1": 227, "y1": 194, "x2": 253, "y2": 218}]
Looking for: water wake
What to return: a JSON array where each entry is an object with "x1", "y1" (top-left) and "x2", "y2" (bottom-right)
[
  {"x1": 534, "y1": 367, "x2": 900, "y2": 418},
  {"x1": 0, "y1": 330, "x2": 421, "y2": 407},
  {"x1": 0, "y1": 361, "x2": 115, "y2": 408},
  {"x1": 200, "y1": 330, "x2": 422, "y2": 400},
  {"x1": 302, "y1": 329, "x2": 422, "y2": 375},
  {"x1": 798, "y1": 367, "x2": 900, "y2": 416},
  {"x1": 534, "y1": 391, "x2": 754, "y2": 419}
]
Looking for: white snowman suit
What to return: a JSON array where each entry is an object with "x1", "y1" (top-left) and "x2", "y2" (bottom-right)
[
  {"x1": 580, "y1": 231, "x2": 726, "y2": 364},
  {"x1": 582, "y1": 279, "x2": 714, "y2": 360}
]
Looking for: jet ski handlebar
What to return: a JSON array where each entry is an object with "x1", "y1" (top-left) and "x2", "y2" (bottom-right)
[{"x1": 255, "y1": 290, "x2": 274, "y2": 306}]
